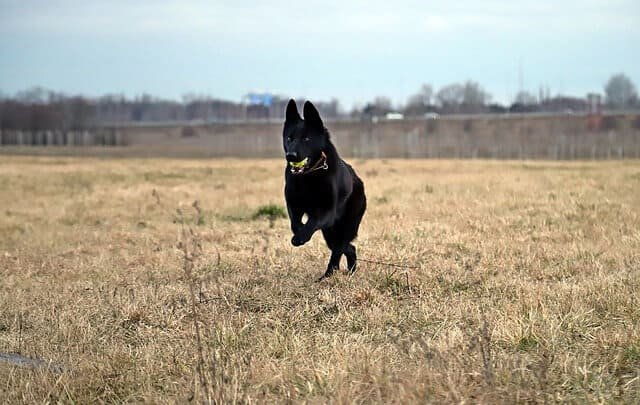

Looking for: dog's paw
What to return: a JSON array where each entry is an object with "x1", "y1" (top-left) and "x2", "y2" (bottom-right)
[
  {"x1": 317, "y1": 270, "x2": 334, "y2": 282},
  {"x1": 291, "y1": 234, "x2": 306, "y2": 246}
]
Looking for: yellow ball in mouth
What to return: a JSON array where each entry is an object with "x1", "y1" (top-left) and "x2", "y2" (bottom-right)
[{"x1": 288, "y1": 157, "x2": 308, "y2": 168}]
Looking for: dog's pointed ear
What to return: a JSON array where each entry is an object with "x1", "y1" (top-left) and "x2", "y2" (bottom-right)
[
  {"x1": 285, "y1": 99, "x2": 301, "y2": 123},
  {"x1": 303, "y1": 101, "x2": 323, "y2": 129}
]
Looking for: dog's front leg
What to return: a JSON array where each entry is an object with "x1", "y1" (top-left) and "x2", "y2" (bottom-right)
[
  {"x1": 291, "y1": 222, "x2": 313, "y2": 246},
  {"x1": 287, "y1": 205, "x2": 304, "y2": 235},
  {"x1": 289, "y1": 205, "x2": 312, "y2": 246},
  {"x1": 291, "y1": 209, "x2": 336, "y2": 247}
]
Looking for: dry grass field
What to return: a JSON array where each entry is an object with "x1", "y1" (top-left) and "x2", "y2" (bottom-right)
[{"x1": 1, "y1": 156, "x2": 639, "y2": 403}]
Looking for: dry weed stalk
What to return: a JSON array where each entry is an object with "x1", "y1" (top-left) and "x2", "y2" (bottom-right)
[{"x1": 176, "y1": 205, "x2": 227, "y2": 404}]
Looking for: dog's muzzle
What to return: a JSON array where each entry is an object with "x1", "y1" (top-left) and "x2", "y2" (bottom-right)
[{"x1": 288, "y1": 157, "x2": 309, "y2": 174}]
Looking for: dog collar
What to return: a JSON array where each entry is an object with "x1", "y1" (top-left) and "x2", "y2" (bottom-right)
[{"x1": 304, "y1": 151, "x2": 329, "y2": 174}]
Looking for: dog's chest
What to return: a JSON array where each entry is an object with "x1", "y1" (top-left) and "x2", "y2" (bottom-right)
[{"x1": 285, "y1": 177, "x2": 334, "y2": 209}]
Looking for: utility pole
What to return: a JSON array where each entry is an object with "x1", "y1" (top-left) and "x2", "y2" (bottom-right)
[{"x1": 518, "y1": 57, "x2": 524, "y2": 94}]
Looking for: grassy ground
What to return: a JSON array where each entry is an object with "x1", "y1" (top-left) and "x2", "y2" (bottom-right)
[{"x1": 0, "y1": 156, "x2": 639, "y2": 403}]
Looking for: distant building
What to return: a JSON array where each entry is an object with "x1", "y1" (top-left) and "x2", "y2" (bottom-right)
[
  {"x1": 243, "y1": 92, "x2": 275, "y2": 119},
  {"x1": 244, "y1": 92, "x2": 274, "y2": 107},
  {"x1": 242, "y1": 91, "x2": 291, "y2": 120}
]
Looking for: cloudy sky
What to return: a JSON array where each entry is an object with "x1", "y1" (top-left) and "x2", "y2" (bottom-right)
[{"x1": 1, "y1": 0, "x2": 638, "y2": 108}]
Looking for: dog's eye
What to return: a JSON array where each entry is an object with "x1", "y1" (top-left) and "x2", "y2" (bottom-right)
[
  {"x1": 287, "y1": 136, "x2": 292, "y2": 142},
  {"x1": 303, "y1": 136, "x2": 310, "y2": 142}
]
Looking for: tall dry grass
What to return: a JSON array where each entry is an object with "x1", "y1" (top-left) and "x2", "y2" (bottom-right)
[{"x1": 0, "y1": 156, "x2": 639, "y2": 403}]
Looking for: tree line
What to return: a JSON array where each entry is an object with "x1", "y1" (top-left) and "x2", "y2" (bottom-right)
[
  {"x1": 0, "y1": 73, "x2": 637, "y2": 131},
  {"x1": 360, "y1": 73, "x2": 638, "y2": 117}
]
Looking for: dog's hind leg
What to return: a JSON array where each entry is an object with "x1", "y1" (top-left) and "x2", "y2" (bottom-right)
[
  {"x1": 318, "y1": 228, "x2": 341, "y2": 281},
  {"x1": 344, "y1": 243, "x2": 357, "y2": 274},
  {"x1": 318, "y1": 248, "x2": 342, "y2": 281}
]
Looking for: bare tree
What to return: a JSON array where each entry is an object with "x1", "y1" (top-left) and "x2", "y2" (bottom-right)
[
  {"x1": 362, "y1": 96, "x2": 393, "y2": 117},
  {"x1": 605, "y1": 73, "x2": 638, "y2": 109},
  {"x1": 510, "y1": 91, "x2": 540, "y2": 113},
  {"x1": 314, "y1": 98, "x2": 341, "y2": 119},
  {"x1": 461, "y1": 81, "x2": 491, "y2": 113},
  {"x1": 436, "y1": 83, "x2": 464, "y2": 113},
  {"x1": 435, "y1": 81, "x2": 490, "y2": 114},
  {"x1": 15, "y1": 87, "x2": 49, "y2": 104},
  {"x1": 373, "y1": 96, "x2": 392, "y2": 111},
  {"x1": 405, "y1": 84, "x2": 434, "y2": 116},
  {"x1": 409, "y1": 84, "x2": 433, "y2": 106},
  {"x1": 515, "y1": 91, "x2": 537, "y2": 105}
]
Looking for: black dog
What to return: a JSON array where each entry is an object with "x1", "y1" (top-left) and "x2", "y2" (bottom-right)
[{"x1": 283, "y1": 99, "x2": 366, "y2": 281}]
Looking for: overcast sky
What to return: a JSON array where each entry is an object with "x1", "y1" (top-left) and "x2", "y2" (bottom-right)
[{"x1": 1, "y1": 0, "x2": 638, "y2": 108}]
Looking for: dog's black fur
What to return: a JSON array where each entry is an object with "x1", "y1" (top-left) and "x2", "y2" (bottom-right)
[{"x1": 283, "y1": 99, "x2": 366, "y2": 281}]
